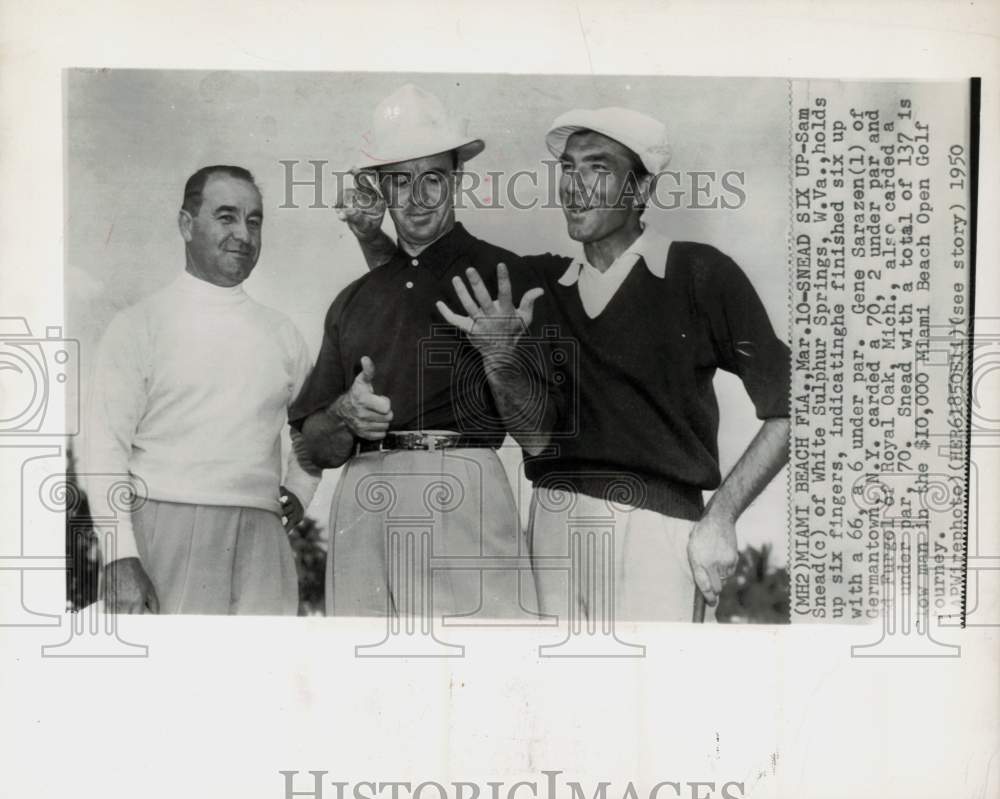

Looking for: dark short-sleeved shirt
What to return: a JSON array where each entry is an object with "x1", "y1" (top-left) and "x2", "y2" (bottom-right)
[
  {"x1": 522, "y1": 240, "x2": 791, "y2": 521},
  {"x1": 289, "y1": 223, "x2": 538, "y2": 446}
]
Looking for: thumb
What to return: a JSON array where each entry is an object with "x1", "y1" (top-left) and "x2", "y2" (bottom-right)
[
  {"x1": 518, "y1": 287, "x2": 545, "y2": 327},
  {"x1": 359, "y1": 356, "x2": 376, "y2": 384},
  {"x1": 519, "y1": 287, "x2": 545, "y2": 315}
]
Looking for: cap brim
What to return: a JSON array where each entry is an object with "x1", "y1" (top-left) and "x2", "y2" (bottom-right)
[
  {"x1": 352, "y1": 137, "x2": 485, "y2": 173},
  {"x1": 545, "y1": 117, "x2": 670, "y2": 174}
]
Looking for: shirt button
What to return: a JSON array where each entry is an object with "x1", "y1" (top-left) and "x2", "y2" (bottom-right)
[
  {"x1": 405, "y1": 281, "x2": 414, "y2": 289},
  {"x1": 411, "y1": 258, "x2": 419, "y2": 267}
]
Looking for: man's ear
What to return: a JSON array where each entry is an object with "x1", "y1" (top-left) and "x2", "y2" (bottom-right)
[{"x1": 178, "y1": 208, "x2": 193, "y2": 242}]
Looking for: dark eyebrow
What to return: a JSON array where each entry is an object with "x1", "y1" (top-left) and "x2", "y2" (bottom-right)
[{"x1": 213, "y1": 205, "x2": 239, "y2": 215}]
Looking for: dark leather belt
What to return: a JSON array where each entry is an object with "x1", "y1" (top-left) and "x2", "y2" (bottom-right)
[{"x1": 355, "y1": 430, "x2": 494, "y2": 455}]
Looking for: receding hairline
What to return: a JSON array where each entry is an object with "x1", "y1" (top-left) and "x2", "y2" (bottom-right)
[
  {"x1": 182, "y1": 165, "x2": 261, "y2": 215},
  {"x1": 200, "y1": 171, "x2": 262, "y2": 197}
]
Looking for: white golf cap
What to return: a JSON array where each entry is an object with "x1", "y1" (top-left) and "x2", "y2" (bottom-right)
[
  {"x1": 353, "y1": 84, "x2": 485, "y2": 172},
  {"x1": 545, "y1": 107, "x2": 672, "y2": 174}
]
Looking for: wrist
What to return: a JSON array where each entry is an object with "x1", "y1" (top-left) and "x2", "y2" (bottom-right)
[{"x1": 703, "y1": 495, "x2": 738, "y2": 526}]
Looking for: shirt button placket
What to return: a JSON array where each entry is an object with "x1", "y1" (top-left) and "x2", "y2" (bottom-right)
[{"x1": 406, "y1": 257, "x2": 418, "y2": 289}]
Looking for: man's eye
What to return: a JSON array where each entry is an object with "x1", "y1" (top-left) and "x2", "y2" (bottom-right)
[
  {"x1": 248, "y1": 219, "x2": 262, "y2": 229},
  {"x1": 219, "y1": 214, "x2": 236, "y2": 223}
]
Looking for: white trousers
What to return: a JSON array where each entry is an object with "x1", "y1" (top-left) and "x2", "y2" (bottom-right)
[
  {"x1": 528, "y1": 488, "x2": 717, "y2": 623},
  {"x1": 132, "y1": 498, "x2": 298, "y2": 616}
]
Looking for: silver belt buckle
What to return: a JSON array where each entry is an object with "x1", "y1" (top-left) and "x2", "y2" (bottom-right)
[{"x1": 421, "y1": 431, "x2": 459, "y2": 451}]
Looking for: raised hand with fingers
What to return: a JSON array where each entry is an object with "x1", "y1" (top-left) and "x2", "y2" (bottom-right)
[
  {"x1": 435, "y1": 263, "x2": 545, "y2": 356},
  {"x1": 330, "y1": 356, "x2": 393, "y2": 441}
]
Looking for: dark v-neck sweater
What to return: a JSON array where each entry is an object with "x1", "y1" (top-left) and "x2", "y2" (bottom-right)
[{"x1": 523, "y1": 241, "x2": 790, "y2": 522}]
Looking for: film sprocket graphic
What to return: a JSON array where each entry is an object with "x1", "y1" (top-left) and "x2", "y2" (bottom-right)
[
  {"x1": 0, "y1": 317, "x2": 79, "y2": 435},
  {"x1": 418, "y1": 323, "x2": 578, "y2": 439}
]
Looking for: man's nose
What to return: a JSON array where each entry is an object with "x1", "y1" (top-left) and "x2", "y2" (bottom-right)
[
  {"x1": 560, "y1": 174, "x2": 582, "y2": 202},
  {"x1": 232, "y1": 220, "x2": 251, "y2": 242},
  {"x1": 413, "y1": 178, "x2": 441, "y2": 210}
]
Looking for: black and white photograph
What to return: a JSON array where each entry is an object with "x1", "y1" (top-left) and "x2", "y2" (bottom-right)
[
  {"x1": 65, "y1": 71, "x2": 793, "y2": 627},
  {"x1": 1, "y1": 4, "x2": 998, "y2": 799}
]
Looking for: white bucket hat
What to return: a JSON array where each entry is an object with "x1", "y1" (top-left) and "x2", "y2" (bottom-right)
[
  {"x1": 353, "y1": 84, "x2": 485, "y2": 172},
  {"x1": 545, "y1": 107, "x2": 672, "y2": 174}
]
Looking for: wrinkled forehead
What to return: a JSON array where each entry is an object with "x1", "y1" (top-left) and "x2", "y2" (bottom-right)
[
  {"x1": 201, "y1": 174, "x2": 263, "y2": 213},
  {"x1": 562, "y1": 129, "x2": 638, "y2": 165}
]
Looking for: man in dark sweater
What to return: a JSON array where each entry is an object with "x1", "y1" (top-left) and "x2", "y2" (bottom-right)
[
  {"x1": 518, "y1": 108, "x2": 790, "y2": 622},
  {"x1": 347, "y1": 106, "x2": 790, "y2": 623}
]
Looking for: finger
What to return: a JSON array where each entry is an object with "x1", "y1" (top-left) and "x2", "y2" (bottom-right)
[
  {"x1": 692, "y1": 565, "x2": 717, "y2": 605},
  {"x1": 335, "y1": 186, "x2": 355, "y2": 210},
  {"x1": 518, "y1": 287, "x2": 545, "y2": 320},
  {"x1": 465, "y1": 267, "x2": 494, "y2": 309},
  {"x1": 451, "y1": 276, "x2": 480, "y2": 317},
  {"x1": 359, "y1": 356, "x2": 376, "y2": 384},
  {"x1": 359, "y1": 393, "x2": 392, "y2": 415},
  {"x1": 435, "y1": 301, "x2": 473, "y2": 332},
  {"x1": 357, "y1": 427, "x2": 389, "y2": 441},
  {"x1": 356, "y1": 170, "x2": 379, "y2": 197},
  {"x1": 495, "y1": 263, "x2": 513, "y2": 309},
  {"x1": 353, "y1": 408, "x2": 393, "y2": 425},
  {"x1": 707, "y1": 567, "x2": 723, "y2": 596}
]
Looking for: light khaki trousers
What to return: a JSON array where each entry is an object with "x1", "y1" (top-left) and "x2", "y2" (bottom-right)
[
  {"x1": 132, "y1": 498, "x2": 298, "y2": 615},
  {"x1": 529, "y1": 487, "x2": 716, "y2": 623}
]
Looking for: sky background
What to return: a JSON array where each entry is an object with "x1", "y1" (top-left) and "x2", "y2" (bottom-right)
[{"x1": 65, "y1": 69, "x2": 790, "y2": 565}]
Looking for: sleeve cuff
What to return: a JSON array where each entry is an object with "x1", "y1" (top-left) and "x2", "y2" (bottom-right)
[{"x1": 95, "y1": 517, "x2": 141, "y2": 565}]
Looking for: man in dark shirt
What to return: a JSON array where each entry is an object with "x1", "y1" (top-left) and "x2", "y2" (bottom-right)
[
  {"x1": 289, "y1": 85, "x2": 544, "y2": 619},
  {"x1": 350, "y1": 105, "x2": 790, "y2": 623}
]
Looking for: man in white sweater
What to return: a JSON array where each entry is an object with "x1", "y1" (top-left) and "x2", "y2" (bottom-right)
[{"x1": 85, "y1": 165, "x2": 319, "y2": 615}]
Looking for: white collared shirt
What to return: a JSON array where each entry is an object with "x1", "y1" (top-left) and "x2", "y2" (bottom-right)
[{"x1": 558, "y1": 227, "x2": 673, "y2": 318}]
